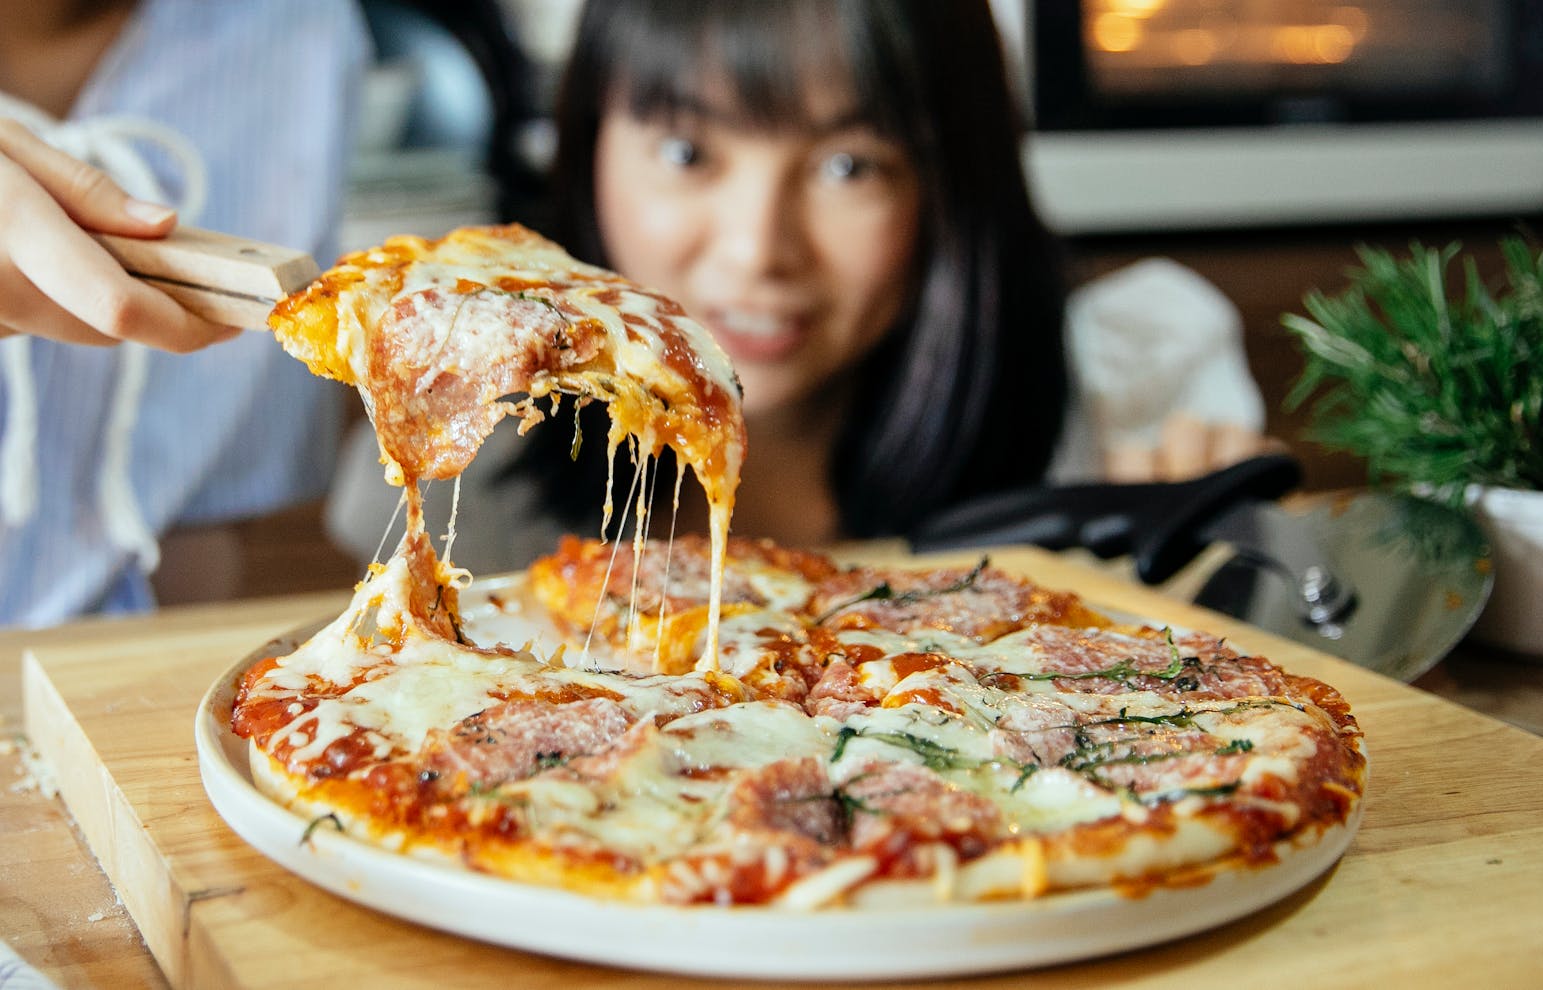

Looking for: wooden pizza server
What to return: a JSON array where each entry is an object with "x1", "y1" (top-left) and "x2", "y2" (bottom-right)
[{"x1": 94, "y1": 225, "x2": 319, "y2": 328}]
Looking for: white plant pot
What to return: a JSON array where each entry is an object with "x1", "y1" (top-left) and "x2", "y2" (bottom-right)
[{"x1": 1465, "y1": 485, "x2": 1543, "y2": 657}]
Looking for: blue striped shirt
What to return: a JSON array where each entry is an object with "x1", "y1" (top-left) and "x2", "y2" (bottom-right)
[{"x1": 0, "y1": 0, "x2": 369, "y2": 626}]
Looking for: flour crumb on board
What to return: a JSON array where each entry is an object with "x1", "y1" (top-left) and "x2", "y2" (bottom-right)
[
  {"x1": 81, "y1": 890, "x2": 124, "y2": 926},
  {"x1": 6, "y1": 738, "x2": 59, "y2": 799}
]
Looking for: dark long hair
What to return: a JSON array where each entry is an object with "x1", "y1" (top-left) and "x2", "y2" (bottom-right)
[{"x1": 518, "y1": 0, "x2": 1068, "y2": 539}]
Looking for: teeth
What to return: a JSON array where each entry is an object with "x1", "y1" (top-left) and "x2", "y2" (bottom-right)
[{"x1": 716, "y1": 311, "x2": 789, "y2": 338}]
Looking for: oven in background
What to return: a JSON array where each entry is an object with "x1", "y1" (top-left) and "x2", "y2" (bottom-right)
[{"x1": 1014, "y1": 0, "x2": 1543, "y2": 233}]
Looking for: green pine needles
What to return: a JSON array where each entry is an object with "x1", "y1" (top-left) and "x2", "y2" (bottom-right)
[{"x1": 1283, "y1": 237, "x2": 1543, "y2": 505}]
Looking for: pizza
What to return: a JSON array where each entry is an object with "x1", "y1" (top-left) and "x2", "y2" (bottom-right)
[
  {"x1": 230, "y1": 535, "x2": 1363, "y2": 907},
  {"x1": 229, "y1": 222, "x2": 1363, "y2": 912}
]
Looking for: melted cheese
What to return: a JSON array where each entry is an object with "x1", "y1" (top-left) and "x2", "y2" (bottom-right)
[
  {"x1": 991, "y1": 767, "x2": 1127, "y2": 833},
  {"x1": 500, "y1": 731, "x2": 719, "y2": 862},
  {"x1": 662, "y1": 703, "x2": 836, "y2": 770},
  {"x1": 269, "y1": 223, "x2": 746, "y2": 669},
  {"x1": 713, "y1": 609, "x2": 806, "y2": 680},
  {"x1": 252, "y1": 554, "x2": 729, "y2": 769},
  {"x1": 830, "y1": 704, "x2": 999, "y2": 778}
]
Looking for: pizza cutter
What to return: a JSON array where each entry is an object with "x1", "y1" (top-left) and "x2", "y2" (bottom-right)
[
  {"x1": 95, "y1": 225, "x2": 318, "y2": 327},
  {"x1": 909, "y1": 455, "x2": 1493, "y2": 680}
]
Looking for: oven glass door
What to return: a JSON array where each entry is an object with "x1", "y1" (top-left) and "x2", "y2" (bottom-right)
[{"x1": 1034, "y1": 0, "x2": 1537, "y2": 127}]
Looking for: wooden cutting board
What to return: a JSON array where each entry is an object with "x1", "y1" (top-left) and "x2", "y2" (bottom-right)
[{"x1": 21, "y1": 545, "x2": 1543, "y2": 988}]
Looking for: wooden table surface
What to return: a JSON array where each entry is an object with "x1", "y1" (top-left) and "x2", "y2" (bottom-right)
[{"x1": 3, "y1": 546, "x2": 1542, "y2": 989}]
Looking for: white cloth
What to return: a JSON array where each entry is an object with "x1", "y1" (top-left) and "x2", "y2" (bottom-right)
[
  {"x1": 1048, "y1": 257, "x2": 1265, "y2": 482},
  {"x1": 0, "y1": 0, "x2": 370, "y2": 627},
  {"x1": 0, "y1": 937, "x2": 58, "y2": 990}
]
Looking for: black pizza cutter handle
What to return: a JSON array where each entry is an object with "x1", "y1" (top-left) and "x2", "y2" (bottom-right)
[{"x1": 907, "y1": 454, "x2": 1304, "y2": 585}]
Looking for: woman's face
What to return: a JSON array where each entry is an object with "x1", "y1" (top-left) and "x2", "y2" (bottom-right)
[{"x1": 593, "y1": 75, "x2": 922, "y2": 417}]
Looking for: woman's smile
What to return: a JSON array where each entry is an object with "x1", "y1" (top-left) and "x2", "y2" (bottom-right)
[{"x1": 702, "y1": 307, "x2": 808, "y2": 362}]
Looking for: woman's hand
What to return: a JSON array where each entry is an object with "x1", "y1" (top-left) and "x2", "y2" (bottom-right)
[
  {"x1": 1104, "y1": 412, "x2": 1284, "y2": 484},
  {"x1": 0, "y1": 118, "x2": 240, "y2": 352}
]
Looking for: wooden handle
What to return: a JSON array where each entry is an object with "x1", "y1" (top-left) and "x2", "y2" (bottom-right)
[
  {"x1": 94, "y1": 225, "x2": 320, "y2": 327},
  {"x1": 132, "y1": 277, "x2": 280, "y2": 329}
]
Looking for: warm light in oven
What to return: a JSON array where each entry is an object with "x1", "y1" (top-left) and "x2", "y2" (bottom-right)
[
  {"x1": 1271, "y1": 24, "x2": 1356, "y2": 64},
  {"x1": 1173, "y1": 28, "x2": 1218, "y2": 66},
  {"x1": 1330, "y1": 6, "x2": 1370, "y2": 43},
  {"x1": 1312, "y1": 24, "x2": 1356, "y2": 62},
  {"x1": 1092, "y1": 13, "x2": 1144, "y2": 52},
  {"x1": 1110, "y1": 0, "x2": 1166, "y2": 16},
  {"x1": 1087, "y1": 1, "x2": 1373, "y2": 66}
]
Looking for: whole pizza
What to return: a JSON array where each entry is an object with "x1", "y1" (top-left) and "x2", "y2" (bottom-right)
[{"x1": 227, "y1": 224, "x2": 1365, "y2": 912}]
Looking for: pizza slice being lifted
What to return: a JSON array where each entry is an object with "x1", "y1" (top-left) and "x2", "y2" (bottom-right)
[{"x1": 267, "y1": 224, "x2": 747, "y2": 663}]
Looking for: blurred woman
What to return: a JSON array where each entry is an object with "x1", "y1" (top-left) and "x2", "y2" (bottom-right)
[{"x1": 329, "y1": 0, "x2": 1268, "y2": 570}]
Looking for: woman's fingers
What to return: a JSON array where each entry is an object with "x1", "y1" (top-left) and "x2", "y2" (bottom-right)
[
  {"x1": 1104, "y1": 414, "x2": 1282, "y2": 484},
  {"x1": 0, "y1": 132, "x2": 240, "y2": 352},
  {"x1": 1103, "y1": 442, "x2": 1156, "y2": 483},
  {"x1": 9, "y1": 214, "x2": 241, "y2": 351},
  {"x1": 0, "y1": 118, "x2": 175, "y2": 236},
  {"x1": 1210, "y1": 420, "x2": 1275, "y2": 467},
  {"x1": 3, "y1": 198, "x2": 241, "y2": 351},
  {"x1": 1154, "y1": 413, "x2": 1213, "y2": 481}
]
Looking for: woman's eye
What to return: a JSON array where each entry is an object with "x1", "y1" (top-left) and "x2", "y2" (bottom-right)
[
  {"x1": 658, "y1": 136, "x2": 701, "y2": 168},
  {"x1": 819, "y1": 151, "x2": 874, "y2": 182}
]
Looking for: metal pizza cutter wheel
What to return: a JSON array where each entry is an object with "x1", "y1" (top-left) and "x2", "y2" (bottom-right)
[
  {"x1": 1189, "y1": 489, "x2": 1492, "y2": 681},
  {"x1": 909, "y1": 455, "x2": 1494, "y2": 680}
]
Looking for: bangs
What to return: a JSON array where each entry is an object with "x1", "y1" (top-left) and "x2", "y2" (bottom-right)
[{"x1": 594, "y1": 0, "x2": 909, "y2": 137}]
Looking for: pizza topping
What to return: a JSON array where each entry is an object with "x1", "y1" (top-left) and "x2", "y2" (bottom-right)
[
  {"x1": 609, "y1": 535, "x2": 836, "y2": 615},
  {"x1": 831, "y1": 705, "x2": 997, "y2": 775},
  {"x1": 990, "y1": 694, "x2": 1081, "y2": 767},
  {"x1": 662, "y1": 701, "x2": 834, "y2": 772},
  {"x1": 531, "y1": 535, "x2": 782, "y2": 625},
  {"x1": 727, "y1": 757, "x2": 844, "y2": 846},
  {"x1": 811, "y1": 557, "x2": 991, "y2": 625},
  {"x1": 526, "y1": 535, "x2": 837, "y2": 675},
  {"x1": 841, "y1": 761, "x2": 1005, "y2": 860},
  {"x1": 712, "y1": 612, "x2": 820, "y2": 702},
  {"x1": 805, "y1": 660, "x2": 876, "y2": 720},
  {"x1": 365, "y1": 285, "x2": 604, "y2": 480},
  {"x1": 808, "y1": 561, "x2": 1109, "y2": 641},
  {"x1": 972, "y1": 624, "x2": 1293, "y2": 701},
  {"x1": 422, "y1": 697, "x2": 635, "y2": 790},
  {"x1": 1059, "y1": 721, "x2": 1250, "y2": 795}
]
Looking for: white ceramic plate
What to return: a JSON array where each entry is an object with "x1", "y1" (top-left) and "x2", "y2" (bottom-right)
[{"x1": 195, "y1": 581, "x2": 1363, "y2": 981}]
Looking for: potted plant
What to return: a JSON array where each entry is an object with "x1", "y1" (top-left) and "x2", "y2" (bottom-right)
[{"x1": 1283, "y1": 236, "x2": 1543, "y2": 656}]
